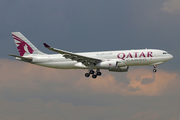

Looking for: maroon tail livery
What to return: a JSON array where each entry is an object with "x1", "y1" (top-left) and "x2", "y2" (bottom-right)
[
  {"x1": 11, "y1": 32, "x2": 45, "y2": 56},
  {"x1": 12, "y1": 34, "x2": 34, "y2": 56}
]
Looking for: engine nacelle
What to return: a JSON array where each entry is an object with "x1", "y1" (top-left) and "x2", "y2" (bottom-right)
[
  {"x1": 96, "y1": 60, "x2": 129, "y2": 72},
  {"x1": 109, "y1": 66, "x2": 129, "y2": 72}
]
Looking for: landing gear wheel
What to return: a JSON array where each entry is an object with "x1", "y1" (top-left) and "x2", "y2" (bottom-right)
[
  {"x1": 153, "y1": 69, "x2": 157, "y2": 73},
  {"x1": 85, "y1": 73, "x2": 90, "y2": 77},
  {"x1": 89, "y1": 70, "x2": 94, "y2": 74},
  {"x1": 92, "y1": 74, "x2": 97, "y2": 79},
  {"x1": 97, "y1": 72, "x2": 102, "y2": 76}
]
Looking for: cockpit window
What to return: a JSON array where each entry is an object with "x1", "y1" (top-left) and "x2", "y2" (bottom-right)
[{"x1": 163, "y1": 52, "x2": 168, "y2": 54}]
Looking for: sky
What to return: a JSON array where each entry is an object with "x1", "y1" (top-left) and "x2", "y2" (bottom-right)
[{"x1": 0, "y1": 0, "x2": 180, "y2": 120}]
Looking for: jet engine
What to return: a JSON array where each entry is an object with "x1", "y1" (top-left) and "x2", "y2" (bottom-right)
[
  {"x1": 109, "y1": 66, "x2": 129, "y2": 72},
  {"x1": 96, "y1": 60, "x2": 129, "y2": 72}
]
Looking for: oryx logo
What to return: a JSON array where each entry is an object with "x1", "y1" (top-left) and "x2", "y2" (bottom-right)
[{"x1": 12, "y1": 34, "x2": 34, "y2": 56}]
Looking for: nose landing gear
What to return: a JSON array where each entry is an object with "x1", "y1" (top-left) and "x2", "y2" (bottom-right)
[
  {"x1": 153, "y1": 69, "x2": 157, "y2": 73},
  {"x1": 153, "y1": 65, "x2": 157, "y2": 73}
]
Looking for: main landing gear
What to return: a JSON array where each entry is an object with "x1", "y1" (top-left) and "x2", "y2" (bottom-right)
[
  {"x1": 153, "y1": 65, "x2": 157, "y2": 73},
  {"x1": 85, "y1": 69, "x2": 102, "y2": 79}
]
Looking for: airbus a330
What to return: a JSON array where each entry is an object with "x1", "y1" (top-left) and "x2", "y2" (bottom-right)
[{"x1": 9, "y1": 32, "x2": 173, "y2": 78}]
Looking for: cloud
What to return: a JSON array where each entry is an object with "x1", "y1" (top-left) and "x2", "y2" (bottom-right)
[
  {"x1": 128, "y1": 86, "x2": 141, "y2": 92},
  {"x1": 161, "y1": 0, "x2": 180, "y2": 14},
  {"x1": 0, "y1": 59, "x2": 180, "y2": 120},
  {"x1": 0, "y1": 59, "x2": 178, "y2": 98},
  {"x1": 141, "y1": 77, "x2": 155, "y2": 84},
  {"x1": 0, "y1": 98, "x2": 113, "y2": 120},
  {"x1": 0, "y1": 59, "x2": 84, "y2": 101},
  {"x1": 75, "y1": 68, "x2": 177, "y2": 96},
  {"x1": 125, "y1": 68, "x2": 177, "y2": 96},
  {"x1": 0, "y1": 97, "x2": 164, "y2": 120},
  {"x1": 0, "y1": 97, "x2": 179, "y2": 120},
  {"x1": 132, "y1": 111, "x2": 162, "y2": 120}
]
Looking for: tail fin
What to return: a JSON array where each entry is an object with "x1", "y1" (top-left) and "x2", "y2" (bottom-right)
[{"x1": 11, "y1": 32, "x2": 45, "y2": 56}]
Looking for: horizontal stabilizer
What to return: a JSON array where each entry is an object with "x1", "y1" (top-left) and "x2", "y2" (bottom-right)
[{"x1": 8, "y1": 54, "x2": 33, "y2": 62}]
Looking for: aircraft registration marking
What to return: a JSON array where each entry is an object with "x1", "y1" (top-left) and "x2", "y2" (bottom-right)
[{"x1": 96, "y1": 53, "x2": 113, "y2": 56}]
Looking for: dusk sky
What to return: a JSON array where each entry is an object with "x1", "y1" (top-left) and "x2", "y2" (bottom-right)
[{"x1": 0, "y1": 0, "x2": 180, "y2": 120}]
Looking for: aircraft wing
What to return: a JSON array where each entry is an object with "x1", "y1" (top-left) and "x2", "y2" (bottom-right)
[{"x1": 43, "y1": 43, "x2": 102, "y2": 65}]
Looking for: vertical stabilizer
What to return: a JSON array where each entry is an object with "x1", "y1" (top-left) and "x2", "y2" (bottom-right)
[{"x1": 12, "y1": 32, "x2": 45, "y2": 56}]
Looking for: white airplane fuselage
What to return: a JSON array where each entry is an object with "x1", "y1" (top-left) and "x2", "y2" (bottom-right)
[{"x1": 20, "y1": 49, "x2": 173, "y2": 70}]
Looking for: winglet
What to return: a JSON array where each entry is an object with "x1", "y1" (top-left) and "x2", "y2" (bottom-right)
[{"x1": 43, "y1": 43, "x2": 50, "y2": 48}]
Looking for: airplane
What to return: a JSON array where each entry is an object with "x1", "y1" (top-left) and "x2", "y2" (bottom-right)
[{"x1": 8, "y1": 32, "x2": 173, "y2": 79}]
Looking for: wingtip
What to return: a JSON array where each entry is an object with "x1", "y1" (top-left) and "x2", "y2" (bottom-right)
[{"x1": 43, "y1": 43, "x2": 50, "y2": 48}]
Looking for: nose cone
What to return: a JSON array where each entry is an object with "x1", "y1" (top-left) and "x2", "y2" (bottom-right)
[{"x1": 169, "y1": 54, "x2": 173, "y2": 60}]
